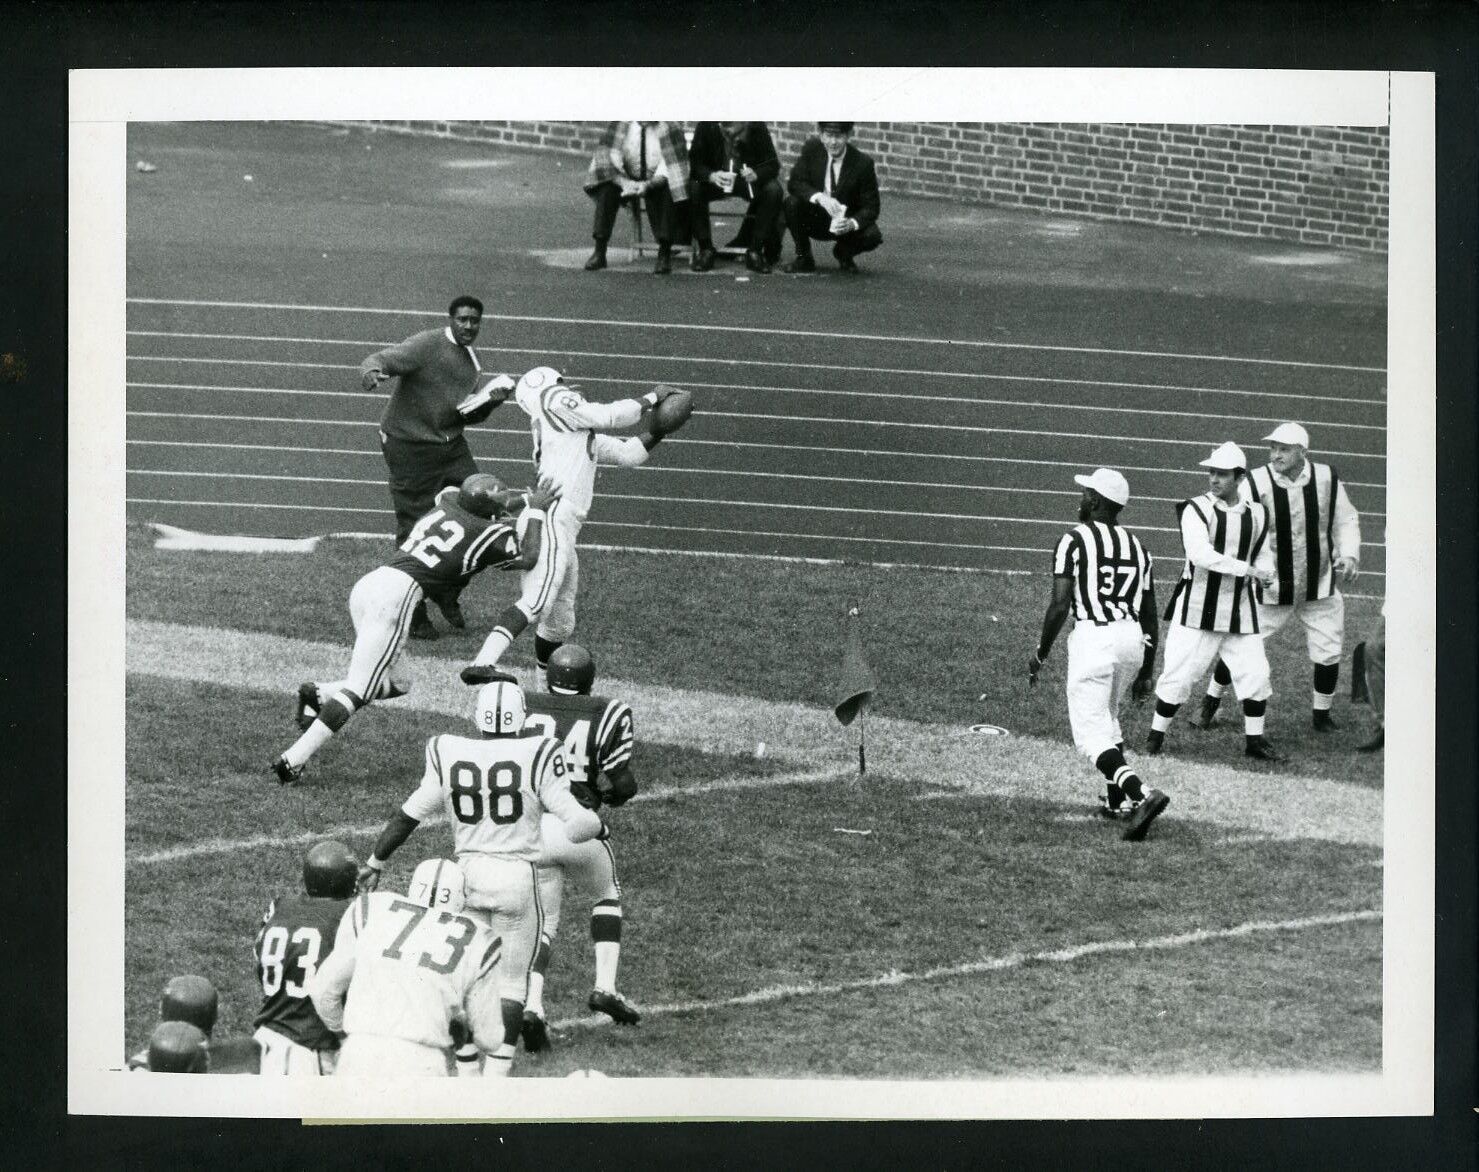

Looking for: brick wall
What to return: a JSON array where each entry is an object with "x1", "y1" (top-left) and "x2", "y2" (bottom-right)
[{"x1": 328, "y1": 120, "x2": 1389, "y2": 252}]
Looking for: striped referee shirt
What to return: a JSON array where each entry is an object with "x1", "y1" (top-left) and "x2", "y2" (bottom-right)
[
  {"x1": 1246, "y1": 460, "x2": 1360, "y2": 605},
  {"x1": 1164, "y1": 492, "x2": 1273, "y2": 634},
  {"x1": 1051, "y1": 521, "x2": 1154, "y2": 624}
]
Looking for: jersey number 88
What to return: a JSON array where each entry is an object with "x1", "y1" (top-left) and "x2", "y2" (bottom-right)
[{"x1": 448, "y1": 760, "x2": 523, "y2": 825}]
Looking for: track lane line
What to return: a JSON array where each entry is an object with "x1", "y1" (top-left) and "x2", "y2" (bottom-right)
[{"x1": 125, "y1": 297, "x2": 1388, "y2": 373}]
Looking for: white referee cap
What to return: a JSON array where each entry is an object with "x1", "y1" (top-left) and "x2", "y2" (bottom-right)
[
  {"x1": 1263, "y1": 422, "x2": 1310, "y2": 448},
  {"x1": 1198, "y1": 441, "x2": 1248, "y2": 471},
  {"x1": 1073, "y1": 467, "x2": 1130, "y2": 506}
]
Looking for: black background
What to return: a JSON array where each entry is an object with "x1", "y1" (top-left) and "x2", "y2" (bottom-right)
[{"x1": 4, "y1": 1, "x2": 1473, "y2": 1166}]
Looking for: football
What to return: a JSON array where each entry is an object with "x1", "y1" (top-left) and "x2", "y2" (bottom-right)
[{"x1": 651, "y1": 387, "x2": 694, "y2": 434}]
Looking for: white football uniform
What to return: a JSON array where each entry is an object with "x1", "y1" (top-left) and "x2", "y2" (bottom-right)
[
  {"x1": 513, "y1": 370, "x2": 651, "y2": 642},
  {"x1": 307, "y1": 888, "x2": 502, "y2": 1077},
  {"x1": 401, "y1": 732, "x2": 603, "y2": 1001}
]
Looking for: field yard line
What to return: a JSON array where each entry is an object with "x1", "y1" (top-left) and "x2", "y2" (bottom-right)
[
  {"x1": 124, "y1": 297, "x2": 1387, "y2": 373},
  {"x1": 549, "y1": 908, "x2": 1382, "y2": 1031},
  {"x1": 126, "y1": 620, "x2": 1382, "y2": 847},
  {"x1": 128, "y1": 767, "x2": 846, "y2": 866},
  {"x1": 126, "y1": 342, "x2": 1387, "y2": 410}
]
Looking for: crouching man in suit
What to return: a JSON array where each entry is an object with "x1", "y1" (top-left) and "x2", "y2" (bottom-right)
[
  {"x1": 687, "y1": 121, "x2": 785, "y2": 274},
  {"x1": 782, "y1": 122, "x2": 883, "y2": 274}
]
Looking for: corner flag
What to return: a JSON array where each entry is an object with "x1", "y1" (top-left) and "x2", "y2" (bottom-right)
[{"x1": 834, "y1": 600, "x2": 877, "y2": 727}]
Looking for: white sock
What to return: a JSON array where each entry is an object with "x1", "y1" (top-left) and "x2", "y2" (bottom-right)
[
  {"x1": 1244, "y1": 714, "x2": 1266, "y2": 736},
  {"x1": 526, "y1": 971, "x2": 545, "y2": 1018},
  {"x1": 284, "y1": 720, "x2": 334, "y2": 768},
  {"x1": 1312, "y1": 690, "x2": 1333, "y2": 712},
  {"x1": 482, "y1": 1046, "x2": 515, "y2": 1078},
  {"x1": 1206, "y1": 680, "x2": 1226, "y2": 699},
  {"x1": 594, "y1": 941, "x2": 620, "y2": 993},
  {"x1": 474, "y1": 628, "x2": 514, "y2": 667}
]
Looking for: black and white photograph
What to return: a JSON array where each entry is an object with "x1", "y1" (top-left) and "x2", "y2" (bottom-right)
[{"x1": 68, "y1": 66, "x2": 1437, "y2": 1122}]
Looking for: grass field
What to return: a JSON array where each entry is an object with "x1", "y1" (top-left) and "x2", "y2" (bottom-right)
[{"x1": 124, "y1": 522, "x2": 1383, "y2": 1078}]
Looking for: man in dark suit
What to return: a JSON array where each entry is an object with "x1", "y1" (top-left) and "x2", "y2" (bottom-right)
[
  {"x1": 687, "y1": 121, "x2": 785, "y2": 274},
  {"x1": 782, "y1": 122, "x2": 883, "y2": 274}
]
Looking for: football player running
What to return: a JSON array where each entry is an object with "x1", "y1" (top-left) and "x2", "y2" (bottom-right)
[
  {"x1": 461, "y1": 367, "x2": 687, "y2": 688},
  {"x1": 271, "y1": 472, "x2": 559, "y2": 785},
  {"x1": 356, "y1": 680, "x2": 603, "y2": 1076},
  {"x1": 519, "y1": 644, "x2": 641, "y2": 1052},
  {"x1": 251, "y1": 840, "x2": 359, "y2": 1075},
  {"x1": 308, "y1": 858, "x2": 504, "y2": 1077}
]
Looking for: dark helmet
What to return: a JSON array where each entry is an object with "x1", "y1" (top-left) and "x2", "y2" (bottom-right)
[
  {"x1": 303, "y1": 839, "x2": 358, "y2": 899},
  {"x1": 160, "y1": 974, "x2": 219, "y2": 1034},
  {"x1": 546, "y1": 644, "x2": 596, "y2": 695},
  {"x1": 458, "y1": 473, "x2": 507, "y2": 519},
  {"x1": 147, "y1": 1021, "x2": 210, "y2": 1073}
]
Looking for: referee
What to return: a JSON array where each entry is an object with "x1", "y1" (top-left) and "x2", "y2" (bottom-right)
[
  {"x1": 360, "y1": 295, "x2": 513, "y2": 639},
  {"x1": 1029, "y1": 468, "x2": 1169, "y2": 841}
]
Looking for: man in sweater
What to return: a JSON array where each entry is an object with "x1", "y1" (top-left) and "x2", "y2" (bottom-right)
[
  {"x1": 360, "y1": 296, "x2": 515, "y2": 639},
  {"x1": 582, "y1": 121, "x2": 692, "y2": 276},
  {"x1": 781, "y1": 123, "x2": 883, "y2": 274}
]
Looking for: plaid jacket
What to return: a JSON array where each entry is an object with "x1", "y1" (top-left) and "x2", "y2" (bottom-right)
[{"x1": 584, "y1": 121, "x2": 691, "y2": 202}]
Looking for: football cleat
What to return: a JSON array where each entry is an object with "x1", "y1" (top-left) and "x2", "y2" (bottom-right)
[
  {"x1": 1244, "y1": 736, "x2": 1286, "y2": 762},
  {"x1": 588, "y1": 989, "x2": 641, "y2": 1025},
  {"x1": 1144, "y1": 730, "x2": 1165, "y2": 755},
  {"x1": 1311, "y1": 710, "x2": 1338, "y2": 732},
  {"x1": 271, "y1": 756, "x2": 305, "y2": 786},
  {"x1": 1097, "y1": 798, "x2": 1135, "y2": 821},
  {"x1": 1356, "y1": 728, "x2": 1385, "y2": 752},
  {"x1": 460, "y1": 664, "x2": 518, "y2": 687},
  {"x1": 409, "y1": 605, "x2": 438, "y2": 641},
  {"x1": 521, "y1": 1010, "x2": 551, "y2": 1053},
  {"x1": 1122, "y1": 789, "x2": 1170, "y2": 841},
  {"x1": 1192, "y1": 695, "x2": 1221, "y2": 729},
  {"x1": 294, "y1": 682, "x2": 320, "y2": 731}
]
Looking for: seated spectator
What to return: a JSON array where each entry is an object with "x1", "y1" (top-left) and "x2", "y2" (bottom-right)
[
  {"x1": 687, "y1": 121, "x2": 785, "y2": 273},
  {"x1": 582, "y1": 121, "x2": 691, "y2": 275},
  {"x1": 126, "y1": 973, "x2": 261, "y2": 1073},
  {"x1": 782, "y1": 122, "x2": 883, "y2": 274}
]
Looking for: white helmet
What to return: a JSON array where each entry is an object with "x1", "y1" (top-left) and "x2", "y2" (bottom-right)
[
  {"x1": 407, "y1": 857, "x2": 467, "y2": 916},
  {"x1": 474, "y1": 680, "x2": 526, "y2": 736},
  {"x1": 516, "y1": 366, "x2": 564, "y2": 397}
]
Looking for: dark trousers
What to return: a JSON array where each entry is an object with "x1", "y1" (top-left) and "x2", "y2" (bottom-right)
[
  {"x1": 589, "y1": 180, "x2": 677, "y2": 246},
  {"x1": 691, "y1": 177, "x2": 784, "y2": 258},
  {"x1": 380, "y1": 431, "x2": 478, "y2": 604},
  {"x1": 783, "y1": 195, "x2": 884, "y2": 261}
]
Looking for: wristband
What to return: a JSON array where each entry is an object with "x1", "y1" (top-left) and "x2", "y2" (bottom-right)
[
  {"x1": 641, "y1": 391, "x2": 659, "y2": 409},
  {"x1": 1034, "y1": 648, "x2": 1050, "y2": 664},
  {"x1": 365, "y1": 856, "x2": 385, "y2": 872}
]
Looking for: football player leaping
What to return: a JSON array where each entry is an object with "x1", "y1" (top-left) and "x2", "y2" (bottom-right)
[
  {"x1": 355, "y1": 680, "x2": 604, "y2": 1076},
  {"x1": 518, "y1": 644, "x2": 642, "y2": 1052},
  {"x1": 270, "y1": 473, "x2": 558, "y2": 785},
  {"x1": 461, "y1": 367, "x2": 685, "y2": 688}
]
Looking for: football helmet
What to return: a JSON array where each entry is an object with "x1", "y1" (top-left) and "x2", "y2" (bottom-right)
[
  {"x1": 546, "y1": 644, "x2": 596, "y2": 696},
  {"x1": 407, "y1": 857, "x2": 467, "y2": 916},
  {"x1": 160, "y1": 974, "x2": 219, "y2": 1034},
  {"x1": 303, "y1": 839, "x2": 358, "y2": 899},
  {"x1": 516, "y1": 366, "x2": 564, "y2": 398},
  {"x1": 458, "y1": 472, "x2": 508, "y2": 520},
  {"x1": 474, "y1": 680, "x2": 526, "y2": 736},
  {"x1": 147, "y1": 1021, "x2": 210, "y2": 1073}
]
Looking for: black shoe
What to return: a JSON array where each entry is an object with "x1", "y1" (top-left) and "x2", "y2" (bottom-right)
[
  {"x1": 1244, "y1": 735, "x2": 1285, "y2": 762},
  {"x1": 690, "y1": 244, "x2": 716, "y2": 272},
  {"x1": 834, "y1": 250, "x2": 860, "y2": 274},
  {"x1": 1312, "y1": 710, "x2": 1337, "y2": 732},
  {"x1": 584, "y1": 246, "x2": 607, "y2": 271},
  {"x1": 271, "y1": 756, "x2": 304, "y2": 786},
  {"x1": 459, "y1": 664, "x2": 519, "y2": 687},
  {"x1": 743, "y1": 249, "x2": 771, "y2": 274},
  {"x1": 1122, "y1": 789, "x2": 1170, "y2": 842},
  {"x1": 782, "y1": 254, "x2": 816, "y2": 274},
  {"x1": 1193, "y1": 695, "x2": 1221, "y2": 729},
  {"x1": 409, "y1": 603, "x2": 438, "y2": 641},
  {"x1": 588, "y1": 989, "x2": 641, "y2": 1025},
  {"x1": 294, "y1": 682, "x2": 319, "y2": 731},
  {"x1": 433, "y1": 597, "x2": 466, "y2": 630},
  {"x1": 1356, "y1": 728, "x2": 1385, "y2": 752},
  {"x1": 1144, "y1": 730, "x2": 1165, "y2": 755},
  {"x1": 520, "y1": 1010, "x2": 551, "y2": 1053},
  {"x1": 653, "y1": 246, "x2": 672, "y2": 275}
]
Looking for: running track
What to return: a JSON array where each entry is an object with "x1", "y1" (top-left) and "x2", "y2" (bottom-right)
[{"x1": 125, "y1": 123, "x2": 1388, "y2": 587}]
